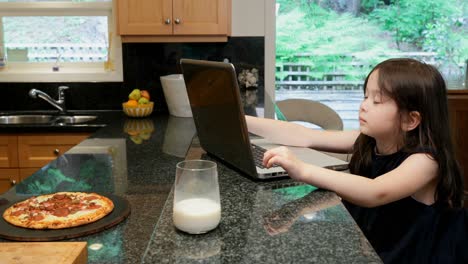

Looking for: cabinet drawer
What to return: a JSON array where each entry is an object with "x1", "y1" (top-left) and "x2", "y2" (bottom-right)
[
  {"x1": 0, "y1": 135, "x2": 18, "y2": 168},
  {"x1": 0, "y1": 168, "x2": 19, "y2": 194},
  {"x1": 18, "y1": 134, "x2": 89, "y2": 168}
]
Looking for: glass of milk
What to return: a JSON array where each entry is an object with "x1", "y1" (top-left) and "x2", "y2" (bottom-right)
[{"x1": 173, "y1": 160, "x2": 221, "y2": 234}]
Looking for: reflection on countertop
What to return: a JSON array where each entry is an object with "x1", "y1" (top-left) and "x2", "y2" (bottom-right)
[
  {"x1": 163, "y1": 116, "x2": 196, "y2": 158},
  {"x1": 68, "y1": 138, "x2": 128, "y2": 194},
  {"x1": 123, "y1": 118, "x2": 155, "y2": 145}
]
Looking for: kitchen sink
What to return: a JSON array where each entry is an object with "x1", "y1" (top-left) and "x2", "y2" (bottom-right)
[
  {"x1": 0, "y1": 115, "x2": 97, "y2": 125},
  {"x1": 55, "y1": 115, "x2": 97, "y2": 124},
  {"x1": 0, "y1": 115, "x2": 54, "y2": 124}
]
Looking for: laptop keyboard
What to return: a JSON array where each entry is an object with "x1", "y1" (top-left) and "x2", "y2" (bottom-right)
[{"x1": 251, "y1": 144, "x2": 279, "y2": 169}]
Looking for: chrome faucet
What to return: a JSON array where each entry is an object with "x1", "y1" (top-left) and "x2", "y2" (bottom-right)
[{"x1": 29, "y1": 86, "x2": 69, "y2": 114}]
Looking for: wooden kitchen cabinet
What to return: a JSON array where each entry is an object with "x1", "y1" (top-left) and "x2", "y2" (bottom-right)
[
  {"x1": 0, "y1": 135, "x2": 18, "y2": 168},
  {"x1": 18, "y1": 133, "x2": 90, "y2": 168},
  {"x1": 447, "y1": 90, "x2": 468, "y2": 197},
  {"x1": 0, "y1": 169, "x2": 19, "y2": 195},
  {"x1": 0, "y1": 132, "x2": 90, "y2": 194},
  {"x1": 117, "y1": 0, "x2": 231, "y2": 42},
  {"x1": 0, "y1": 135, "x2": 19, "y2": 193}
]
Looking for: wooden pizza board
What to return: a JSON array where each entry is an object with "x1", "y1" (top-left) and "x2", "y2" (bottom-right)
[
  {"x1": 0, "y1": 242, "x2": 87, "y2": 264},
  {"x1": 0, "y1": 193, "x2": 130, "y2": 241}
]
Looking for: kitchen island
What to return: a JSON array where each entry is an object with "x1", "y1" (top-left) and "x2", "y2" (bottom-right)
[{"x1": 0, "y1": 113, "x2": 381, "y2": 263}]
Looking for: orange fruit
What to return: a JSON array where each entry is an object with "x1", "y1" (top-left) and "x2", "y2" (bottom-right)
[
  {"x1": 141, "y1": 90, "x2": 150, "y2": 100},
  {"x1": 125, "y1": 99, "x2": 138, "y2": 107}
]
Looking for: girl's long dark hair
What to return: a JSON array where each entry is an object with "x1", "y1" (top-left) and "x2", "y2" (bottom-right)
[{"x1": 349, "y1": 58, "x2": 464, "y2": 208}]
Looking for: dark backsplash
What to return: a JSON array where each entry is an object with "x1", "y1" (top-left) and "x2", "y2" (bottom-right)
[{"x1": 0, "y1": 37, "x2": 265, "y2": 114}]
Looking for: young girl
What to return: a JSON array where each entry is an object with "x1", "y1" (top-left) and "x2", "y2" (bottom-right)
[{"x1": 246, "y1": 58, "x2": 467, "y2": 263}]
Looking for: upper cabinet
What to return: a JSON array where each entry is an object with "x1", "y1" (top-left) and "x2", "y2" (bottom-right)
[{"x1": 117, "y1": 0, "x2": 231, "y2": 42}]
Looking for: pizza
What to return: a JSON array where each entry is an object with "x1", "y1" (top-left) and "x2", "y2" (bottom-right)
[{"x1": 2, "y1": 192, "x2": 114, "y2": 229}]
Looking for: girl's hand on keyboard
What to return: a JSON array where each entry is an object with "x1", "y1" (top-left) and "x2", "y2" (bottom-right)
[{"x1": 263, "y1": 146, "x2": 307, "y2": 182}]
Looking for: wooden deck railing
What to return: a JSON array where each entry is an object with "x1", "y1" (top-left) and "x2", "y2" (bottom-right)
[
  {"x1": 275, "y1": 52, "x2": 459, "y2": 91},
  {"x1": 6, "y1": 43, "x2": 108, "y2": 62}
]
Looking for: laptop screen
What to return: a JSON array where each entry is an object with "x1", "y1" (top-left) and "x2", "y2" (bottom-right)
[{"x1": 180, "y1": 59, "x2": 258, "y2": 178}]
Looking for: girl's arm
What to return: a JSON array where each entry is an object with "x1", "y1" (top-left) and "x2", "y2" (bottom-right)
[
  {"x1": 263, "y1": 147, "x2": 438, "y2": 207},
  {"x1": 245, "y1": 115, "x2": 359, "y2": 153}
]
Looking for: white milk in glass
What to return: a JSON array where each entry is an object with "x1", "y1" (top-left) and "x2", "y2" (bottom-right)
[{"x1": 173, "y1": 198, "x2": 221, "y2": 234}]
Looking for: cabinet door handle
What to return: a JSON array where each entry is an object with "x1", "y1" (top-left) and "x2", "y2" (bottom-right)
[
  {"x1": 174, "y1": 18, "x2": 181, "y2": 24},
  {"x1": 10, "y1": 179, "x2": 16, "y2": 186},
  {"x1": 54, "y1": 149, "x2": 60, "y2": 155},
  {"x1": 165, "y1": 18, "x2": 171, "y2": 25}
]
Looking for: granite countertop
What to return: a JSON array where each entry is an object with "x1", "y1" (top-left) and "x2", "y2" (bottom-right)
[{"x1": 0, "y1": 112, "x2": 381, "y2": 263}]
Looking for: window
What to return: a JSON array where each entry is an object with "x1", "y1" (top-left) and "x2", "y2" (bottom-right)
[
  {"x1": 274, "y1": 0, "x2": 468, "y2": 129},
  {"x1": 0, "y1": 0, "x2": 122, "y2": 82}
]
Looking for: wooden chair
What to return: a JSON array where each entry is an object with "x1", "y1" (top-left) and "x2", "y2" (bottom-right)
[{"x1": 276, "y1": 98, "x2": 349, "y2": 161}]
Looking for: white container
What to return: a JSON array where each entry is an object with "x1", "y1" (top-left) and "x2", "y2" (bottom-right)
[{"x1": 160, "y1": 74, "x2": 192, "y2": 117}]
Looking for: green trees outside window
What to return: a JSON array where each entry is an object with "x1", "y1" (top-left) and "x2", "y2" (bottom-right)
[{"x1": 276, "y1": 0, "x2": 468, "y2": 90}]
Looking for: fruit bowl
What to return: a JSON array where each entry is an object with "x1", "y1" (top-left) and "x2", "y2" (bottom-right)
[{"x1": 122, "y1": 102, "x2": 154, "y2": 117}]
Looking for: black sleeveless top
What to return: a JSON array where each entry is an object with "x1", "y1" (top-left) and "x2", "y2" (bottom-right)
[{"x1": 343, "y1": 150, "x2": 468, "y2": 264}]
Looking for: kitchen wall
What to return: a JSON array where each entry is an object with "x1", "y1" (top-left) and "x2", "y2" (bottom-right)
[
  {"x1": 0, "y1": 37, "x2": 264, "y2": 115},
  {"x1": 0, "y1": 0, "x2": 268, "y2": 115}
]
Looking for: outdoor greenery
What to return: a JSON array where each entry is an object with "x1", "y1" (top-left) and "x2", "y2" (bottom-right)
[{"x1": 276, "y1": 0, "x2": 468, "y2": 85}]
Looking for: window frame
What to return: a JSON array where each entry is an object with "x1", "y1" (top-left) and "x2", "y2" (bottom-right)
[{"x1": 0, "y1": 1, "x2": 123, "y2": 82}]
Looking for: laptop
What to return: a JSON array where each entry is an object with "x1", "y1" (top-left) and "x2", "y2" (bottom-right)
[{"x1": 180, "y1": 58, "x2": 348, "y2": 179}]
